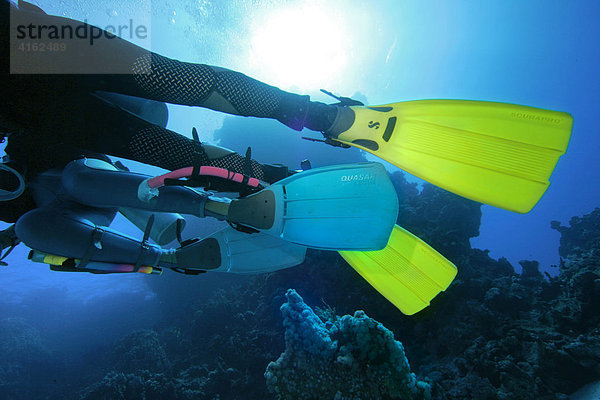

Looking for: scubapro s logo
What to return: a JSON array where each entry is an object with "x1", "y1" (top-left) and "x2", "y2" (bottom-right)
[{"x1": 368, "y1": 121, "x2": 380, "y2": 129}]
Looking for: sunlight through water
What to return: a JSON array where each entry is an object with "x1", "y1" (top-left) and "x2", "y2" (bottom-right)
[{"x1": 248, "y1": 2, "x2": 351, "y2": 92}]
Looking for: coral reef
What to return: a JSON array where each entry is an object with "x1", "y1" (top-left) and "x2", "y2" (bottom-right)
[
  {"x1": 109, "y1": 330, "x2": 172, "y2": 375},
  {"x1": 549, "y1": 208, "x2": 600, "y2": 332},
  {"x1": 552, "y1": 208, "x2": 600, "y2": 258},
  {"x1": 0, "y1": 318, "x2": 55, "y2": 400},
  {"x1": 5, "y1": 169, "x2": 600, "y2": 400},
  {"x1": 408, "y1": 206, "x2": 600, "y2": 400},
  {"x1": 265, "y1": 289, "x2": 430, "y2": 400},
  {"x1": 80, "y1": 371, "x2": 184, "y2": 400},
  {"x1": 80, "y1": 366, "x2": 241, "y2": 400}
]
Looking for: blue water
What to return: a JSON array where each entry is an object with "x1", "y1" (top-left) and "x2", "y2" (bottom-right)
[{"x1": 1, "y1": 0, "x2": 599, "y2": 392}]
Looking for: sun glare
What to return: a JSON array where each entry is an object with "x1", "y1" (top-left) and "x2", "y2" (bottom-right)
[{"x1": 249, "y1": 3, "x2": 350, "y2": 92}]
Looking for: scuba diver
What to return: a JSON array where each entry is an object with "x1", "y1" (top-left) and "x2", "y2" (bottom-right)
[{"x1": 0, "y1": 0, "x2": 575, "y2": 314}]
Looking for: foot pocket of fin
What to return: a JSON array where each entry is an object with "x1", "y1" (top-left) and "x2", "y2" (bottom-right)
[
  {"x1": 228, "y1": 190, "x2": 276, "y2": 230},
  {"x1": 176, "y1": 237, "x2": 221, "y2": 269}
]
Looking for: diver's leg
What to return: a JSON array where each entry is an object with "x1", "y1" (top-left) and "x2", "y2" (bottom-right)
[
  {"x1": 5, "y1": 90, "x2": 289, "y2": 183},
  {"x1": 7, "y1": 2, "x2": 337, "y2": 132},
  {"x1": 4, "y1": 94, "x2": 289, "y2": 183},
  {"x1": 116, "y1": 57, "x2": 337, "y2": 132}
]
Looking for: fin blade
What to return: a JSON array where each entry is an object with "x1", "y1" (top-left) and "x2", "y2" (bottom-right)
[
  {"x1": 264, "y1": 162, "x2": 399, "y2": 250},
  {"x1": 208, "y1": 227, "x2": 307, "y2": 274},
  {"x1": 340, "y1": 225, "x2": 457, "y2": 315},
  {"x1": 336, "y1": 100, "x2": 573, "y2": 213}
]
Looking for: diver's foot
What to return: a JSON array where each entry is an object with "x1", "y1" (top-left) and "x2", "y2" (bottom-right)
[
  {"x1": 301, "y1": 101, "x2": 360, "y2": 140},
  {"x1": 311, "y1": 90, "x2": 363, "y2": 136},
  {"x1": 304, "y1": 101, "x2": 339, "y2": 132},
  {"x1": 322, "y1": 105, "x2": 357, "y2": 138},
  {"x1": 159, "y1": 238, "x2": 221, "y2": 270},
  {"x1": 279, "y1": 90, "x2": 360, "y2": 133}
]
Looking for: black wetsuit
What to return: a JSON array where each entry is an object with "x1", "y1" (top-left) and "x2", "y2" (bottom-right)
[{"x1": 0, "y1": 0, "x2": 336, "y2": 223}]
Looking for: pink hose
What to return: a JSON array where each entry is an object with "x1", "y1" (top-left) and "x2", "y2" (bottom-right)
[{"x1": 147, "y1": 166, "x2": 260, "y2": 189}]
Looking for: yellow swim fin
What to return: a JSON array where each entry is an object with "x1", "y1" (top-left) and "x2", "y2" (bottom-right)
[
  {"x1": 340, "y1": 225, "x2": 457, "y2": 315},
  {"x1": 327, "y1": 100, "x2": 573, "y2": 213}
]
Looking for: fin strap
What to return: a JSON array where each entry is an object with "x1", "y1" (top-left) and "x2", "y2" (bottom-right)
[
  {"x1": 170, "y1": 268, "x2": 207, "y2": 275},
  {"x1": 191, "y1": 153, "x2": 202, "y2": 180},
  {"x1": 79, "y1": 226, "x2": 105, "y2": 269},
  {"x1": 134, "y1": 214, "x2": 155, "y2": 272},
  {"x1": 301, "y1": 136, "x2": 350, "y2": 148},
  {"x1": 320, "y1": 89, "x2": 364, "y2": 106},
  {"x1": 175, "y1": 218, "x2": 184, "y2": 246},
  {"x1": 228, "y1": 221, "x2": 259, "y2": 235}
]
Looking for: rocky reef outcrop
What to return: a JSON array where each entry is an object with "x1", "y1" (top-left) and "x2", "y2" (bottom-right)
[{"x1": 265, "y1": 289, "x2": 430, "y2": 400}]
